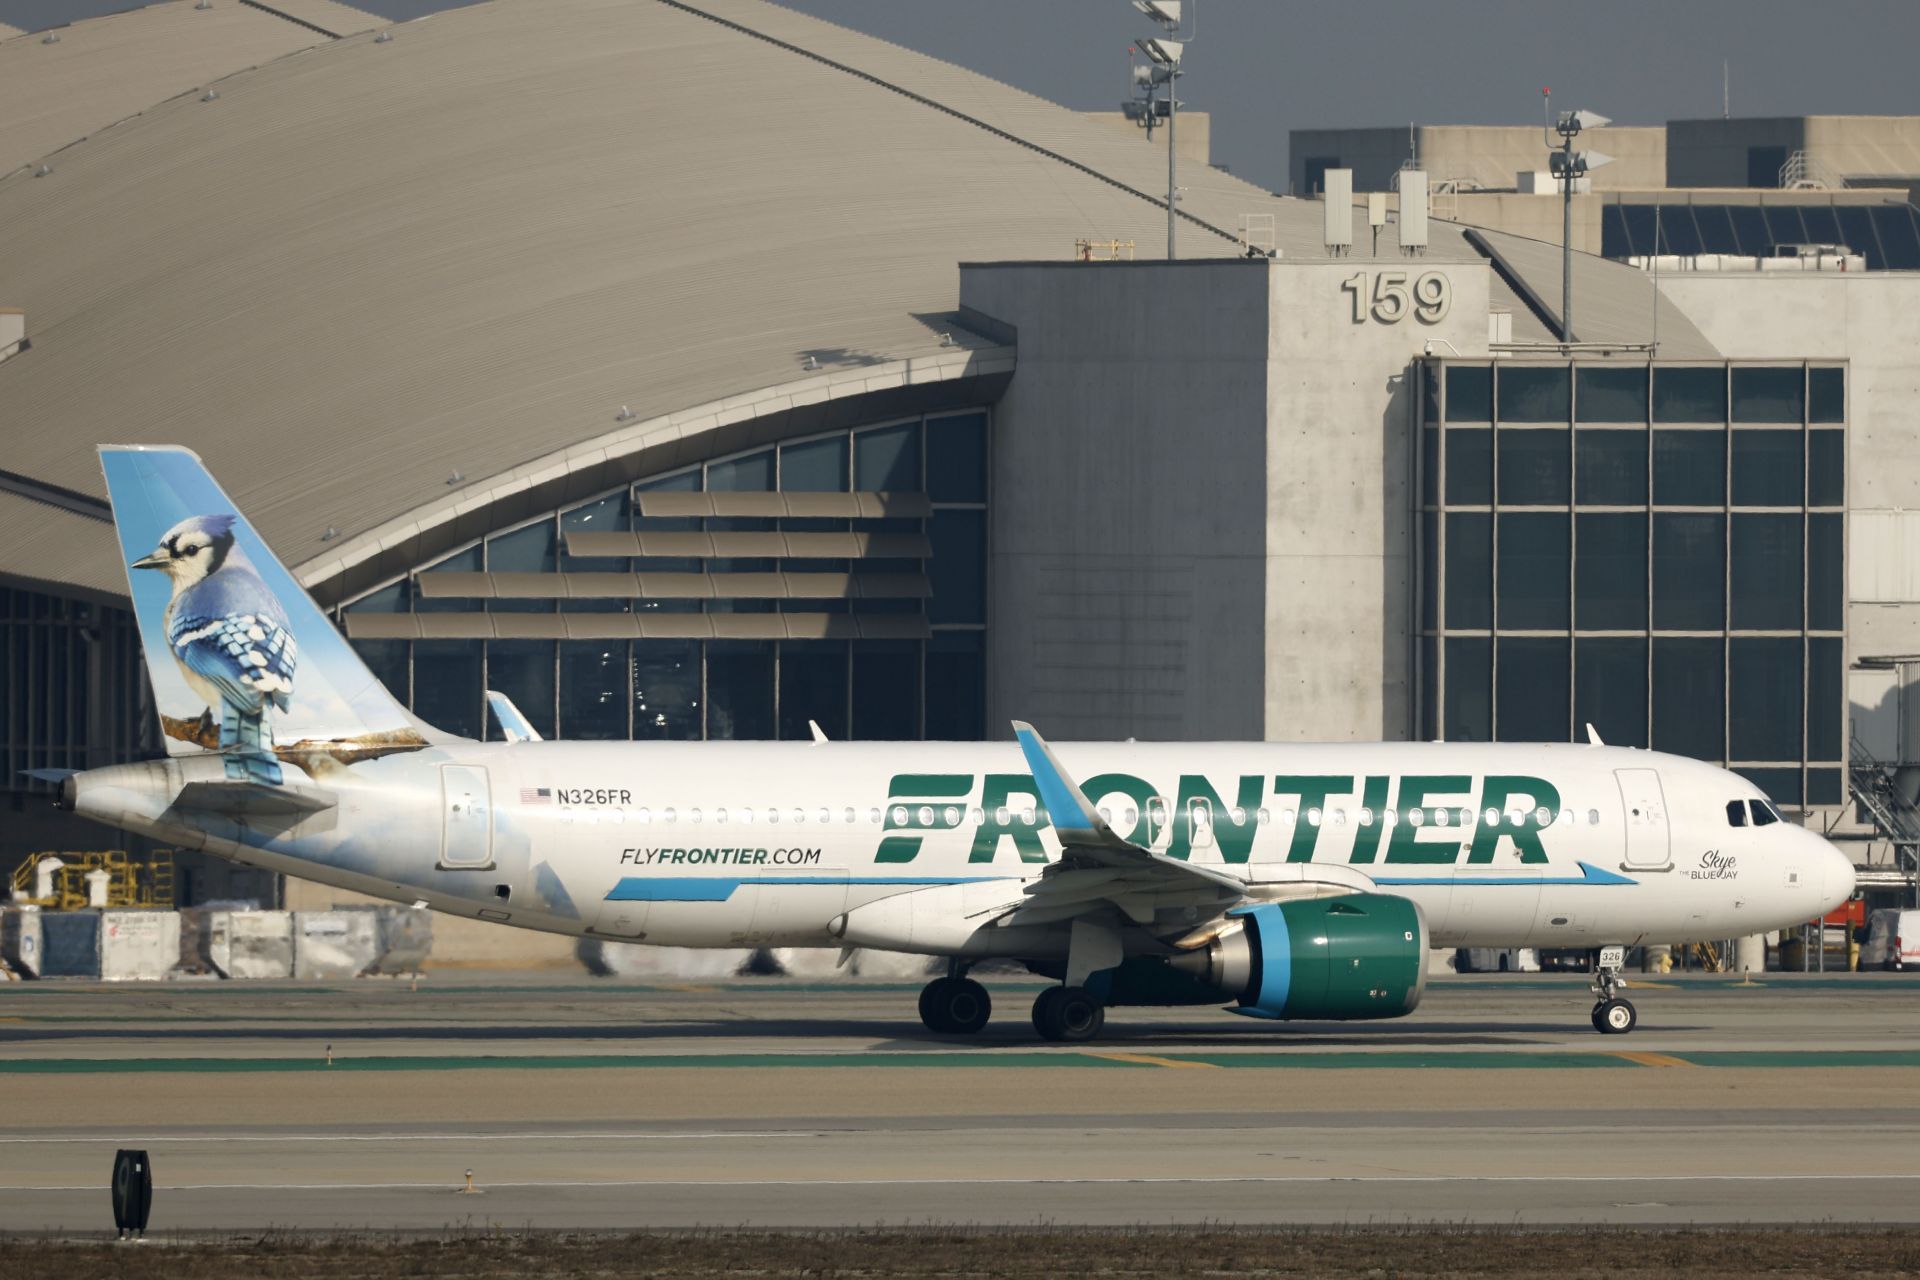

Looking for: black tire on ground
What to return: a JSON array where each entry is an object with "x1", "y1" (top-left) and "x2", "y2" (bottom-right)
[
  {"x1": 1034, "y1": 986, "x2": 1105, "y2": 1042},
  {"x1": 1595, "y1": 997, "x2": 1637, "y2": 1035},
  {"x1": 918, "y1": 978, "x2": 955, "y2": 1033},
  {"x1": 936, "y1": 977, "x2": 992, "y2": 1034},
  {"x1": 1030, "y1": 986, "x2": 1063, "y2": 1039}
]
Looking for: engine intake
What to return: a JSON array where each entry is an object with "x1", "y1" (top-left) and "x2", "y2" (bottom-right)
[{"x1": 1168, "y1": 892, "x2": 1428, "y2": 1021}]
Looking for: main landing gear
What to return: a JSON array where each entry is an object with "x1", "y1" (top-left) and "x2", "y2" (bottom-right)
[
  {"x1": 1589, "y1": 944, "x2": 1637, "y2": 1035},
  {"x1": 1031, "y1": 985, "x2": 1104, "y2": 1042},
  {"x1": 917, "y1": 968, "x2": 992, "y2": 1035},
  {"x1": 913, "y1": 970, "x2": 1109, "y2": 1042}
]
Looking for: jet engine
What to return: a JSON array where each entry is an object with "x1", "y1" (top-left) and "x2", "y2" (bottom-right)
[{"x1": 1164, "y1": 892, "x2": 1428, "y2": 1021}]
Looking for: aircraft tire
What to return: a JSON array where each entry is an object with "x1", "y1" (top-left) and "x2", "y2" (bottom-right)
[
  {"x1": 1030, "y1": 987, "x2": 1063, "y2": 1038},
  {"x1": 1034, "y1": 986, "x2": 1104, "y2": 1042},
  {"x1": 936, "y1": 978, "x2": 992, "y2": 1034},
  {"x1": 1594, "y1": 997, "x2": 1637, "y2": 1035},
  {"x1": 918, "y1": 978, "x2": 956, "y2": 1033}
]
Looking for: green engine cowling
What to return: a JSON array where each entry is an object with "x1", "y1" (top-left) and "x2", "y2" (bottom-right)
[{"x1": 1163, "y1": 892, "x2": 1429, "y2": 1021}]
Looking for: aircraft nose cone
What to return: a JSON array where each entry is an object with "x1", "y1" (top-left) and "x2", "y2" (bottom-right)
[{"x1": 1820, "y1": 841, "x2": 1857, "y2": 913}]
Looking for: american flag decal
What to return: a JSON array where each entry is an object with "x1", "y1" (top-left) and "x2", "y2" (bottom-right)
[{"x1": 520, "y1": 787, "x2": 552, "y2": 804}]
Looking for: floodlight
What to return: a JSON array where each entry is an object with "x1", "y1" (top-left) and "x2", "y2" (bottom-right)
[
  {"x1": 1131, "y1": 62, "x2": 1153, "y2": 87},
  {"x1": 1132, "y1": 0, "x2": 1182, "y2": 26},
  {"x1": 1140, "y1": 36, "x2": 1183, "y2": 66},
  {"x1": 1555, "y1": 108, "x2": 1611, "y2": 137},
  {"x1": 1542, "y1": 99, "x2": 1612, "y2": 344}
]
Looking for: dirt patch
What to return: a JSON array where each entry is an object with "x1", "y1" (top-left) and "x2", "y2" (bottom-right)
[{"x1": 2, "y1": 1226, "x2": 1918, "y2": 1279}]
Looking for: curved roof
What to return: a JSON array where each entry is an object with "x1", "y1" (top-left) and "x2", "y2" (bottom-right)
[
  {"x1": 0, "y1": 0, "x2": 380, "y2": 180},
  {"x1": 0, "y1": 0, "x2": 1697, "y2": 604}
]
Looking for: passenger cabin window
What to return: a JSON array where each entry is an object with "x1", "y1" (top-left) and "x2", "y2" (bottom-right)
[
  {"x1": 1749, "y1": 799, "x2": 1780, "y2": 827},
  {"x1": 1727, "y1": 800, "x2": 1747, "y2": 827}
]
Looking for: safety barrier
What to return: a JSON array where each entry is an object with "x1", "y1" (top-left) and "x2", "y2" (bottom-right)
[
  {"x1": 292, "y1": 911, "x2": 382, "y2": 979},
  {"x1": 367, "y1": 906, "x2": 433, "y2": 975},
  {"x1": 1, "y1": 908, "x2": 44, "y2": 978},
  {"x1": 4, "y1": 905, "x2": 930, "y2": 980},
  {"x1": 189, "y1": 910, "x2": 296, "y2": 979},
  {"x1": 99, "y1": 911, "x2": 181, "y2": 981}
]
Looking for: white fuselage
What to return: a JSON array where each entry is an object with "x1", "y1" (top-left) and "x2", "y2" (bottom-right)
[{"x1": 74, "y1": 737, "x2": 1854, "y2": 958}]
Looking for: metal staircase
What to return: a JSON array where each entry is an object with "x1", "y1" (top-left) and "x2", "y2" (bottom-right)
[{"x1": 1848, "y1": 732, "x2": 1920, "y2": 891}]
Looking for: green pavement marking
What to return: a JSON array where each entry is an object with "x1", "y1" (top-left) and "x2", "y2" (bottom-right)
[{"x1": 6, "y1": 1048, "x2": 1920, "y2": 1074}]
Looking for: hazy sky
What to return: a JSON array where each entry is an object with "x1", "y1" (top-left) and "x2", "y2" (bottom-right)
[
  {"x1": 772, "y1": 0, "x2": 1920, "y2": 192},
  {"x1": 9, "y1": 0, "x2": 1913, "y2": 194}
]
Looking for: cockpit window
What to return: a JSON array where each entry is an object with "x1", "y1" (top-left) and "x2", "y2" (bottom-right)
[
  {"x1": 1726, "y1": 800, "x2": 1747, "y2": 828},
  {"x1": 1749, "y1": 799, "x2": 1780, "y2": 827}
]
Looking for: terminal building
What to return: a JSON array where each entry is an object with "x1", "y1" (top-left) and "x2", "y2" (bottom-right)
[{"x1": 1, "y1": 0, "x2": 1917, "y2": 918}]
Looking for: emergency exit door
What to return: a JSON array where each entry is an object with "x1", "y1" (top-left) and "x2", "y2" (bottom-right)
[
  {"x1": 439, "y1": 765, "x2": 494, "y2": 868},
  {"x1": 1614, "y1": 768, "x2": 1671, "y2": 870}
]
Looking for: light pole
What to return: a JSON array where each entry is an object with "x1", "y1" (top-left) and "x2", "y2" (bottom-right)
[
  {"x1": 1133, "y1": 2, "x2": 1188, "y2": 260},
  {"x1": 1543, "y1": 96, "x2": 1613, "y2": 344}
]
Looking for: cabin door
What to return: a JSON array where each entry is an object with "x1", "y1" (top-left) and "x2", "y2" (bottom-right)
[
  {"x1": 1615, "y1": 768, "x2": 1672, "y2": 870},
  {"x1": 438, "y1": 765, "x2": 495, "y2": 869}
]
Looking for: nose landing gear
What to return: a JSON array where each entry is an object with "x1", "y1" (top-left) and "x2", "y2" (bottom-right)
[{"x1": 1589, "y1": 944, "x2": 1637, "y2": 1035}]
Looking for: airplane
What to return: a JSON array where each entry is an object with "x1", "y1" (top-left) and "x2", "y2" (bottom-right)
[{"x1": 35, "y1": 445, "x2": 1855, "y2": 1041}]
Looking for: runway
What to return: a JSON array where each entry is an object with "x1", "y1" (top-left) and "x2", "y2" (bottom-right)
[{"x1": 2, "y1": 971, "x2": 1918, "y2": 1231}]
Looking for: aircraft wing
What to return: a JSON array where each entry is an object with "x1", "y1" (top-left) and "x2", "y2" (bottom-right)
[{"x1": 1006, "y1": 721, "x2": 1246, "y2": 927}]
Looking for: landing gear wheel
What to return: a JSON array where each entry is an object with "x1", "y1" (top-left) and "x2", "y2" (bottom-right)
[
  {"x1": 935, "y1": 978, "x2": 991, "y2": 1034},
  {"x1": 1030, "y1": 986, "x2": 1062, "y2": 1037},
  {"x1": 1593, "y1": 997, "x2": 1637, "y2": 1035},
  {"x1": 918, "y1": 978, "x2": 954, "y2": 1033},
  {"x1": 919, "y1": 977, "x2": 992, "y2": 1034},
  {"x1": 1032, "y1": 985, "x2": 1105, "y2": 1043}
]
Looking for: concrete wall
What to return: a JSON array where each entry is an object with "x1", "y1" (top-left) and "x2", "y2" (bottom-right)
[
  {"x1": 1667, "y1": 118, "x2": 1806, "y2": 188},
  {"x1": 1670, "y1": 116, "x2": 1920, "y2": 189},
  {"x1": 1656, "y1": 272, "x2": 1920, "y2": 671},
  {"x1": 1289, "y1": 126, "x2": 1664, "y2": 195},
  {"x1": 1263, "y1": 260, "x2": 1490, "y2": 740},
  {"x1": 962, "y1": 255, "x2": 1490, "y2": 744},
  {"x1": 962, "y1": 261, "x2": 1274, "y2": 742}
]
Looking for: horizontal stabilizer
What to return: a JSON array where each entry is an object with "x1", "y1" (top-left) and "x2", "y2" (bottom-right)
[{"x1": 172, "y1": 779, "x2": 336, "y2": 816}]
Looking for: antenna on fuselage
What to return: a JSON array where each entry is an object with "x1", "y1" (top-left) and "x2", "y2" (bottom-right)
[
  {"x1": 808, "y1": 720, "x2": 829, "y2": 745},
  {"x1": 1585, "y1": 723, "x2": 1605, "y2": 746}
]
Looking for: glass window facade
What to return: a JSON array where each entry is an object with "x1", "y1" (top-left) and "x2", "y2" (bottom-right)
[
  {"x1": 1602, "y1": 200, "x2": 1920, "y2": 271},
  {"x1": 1417, "y1": 361, "x2": 1845, "y2": 805},
  {"x1": 1, "y1": 588, "x2": 154, "y2": 787},
  {"x1": 342, "y1": 410, "x2": 990, "y2": 741}
]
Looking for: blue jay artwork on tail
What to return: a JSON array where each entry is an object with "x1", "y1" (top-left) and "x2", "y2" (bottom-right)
[{"x1": 132, "y1": 514, "x2": 298, "y2": 785}]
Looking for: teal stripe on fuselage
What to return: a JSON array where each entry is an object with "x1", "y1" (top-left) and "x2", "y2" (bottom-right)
[
  {"x1": 1370, "y1": 861, "x2": 1637, "y2": 887},
  {"x1": 605, "y1": 876, "x2": 1003, "y2": 903}
]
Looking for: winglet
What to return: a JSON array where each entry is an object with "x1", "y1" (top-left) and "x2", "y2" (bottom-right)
[
  {"x1": 1584, "y1": 722, "x2": 1604, "y2": 746},
  {"x1": 808, "y1": 719, "x2": 828, "y2": 744},
  {"x1": 487, "y1": 690, "x2": 544, "y2": 743},
  {"x1": 1011, "y1": 719, "x2": 1109, "y2": 842}
]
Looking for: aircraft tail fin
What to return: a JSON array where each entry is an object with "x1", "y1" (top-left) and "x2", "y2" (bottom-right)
[{"x1": 98, "y1": 446, "x2": 438, "y2": 779}]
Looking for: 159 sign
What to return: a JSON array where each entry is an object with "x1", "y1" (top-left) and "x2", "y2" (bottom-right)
[{"x1": 1341, "y1": 271, "x2": 1451, "y2": 325}]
